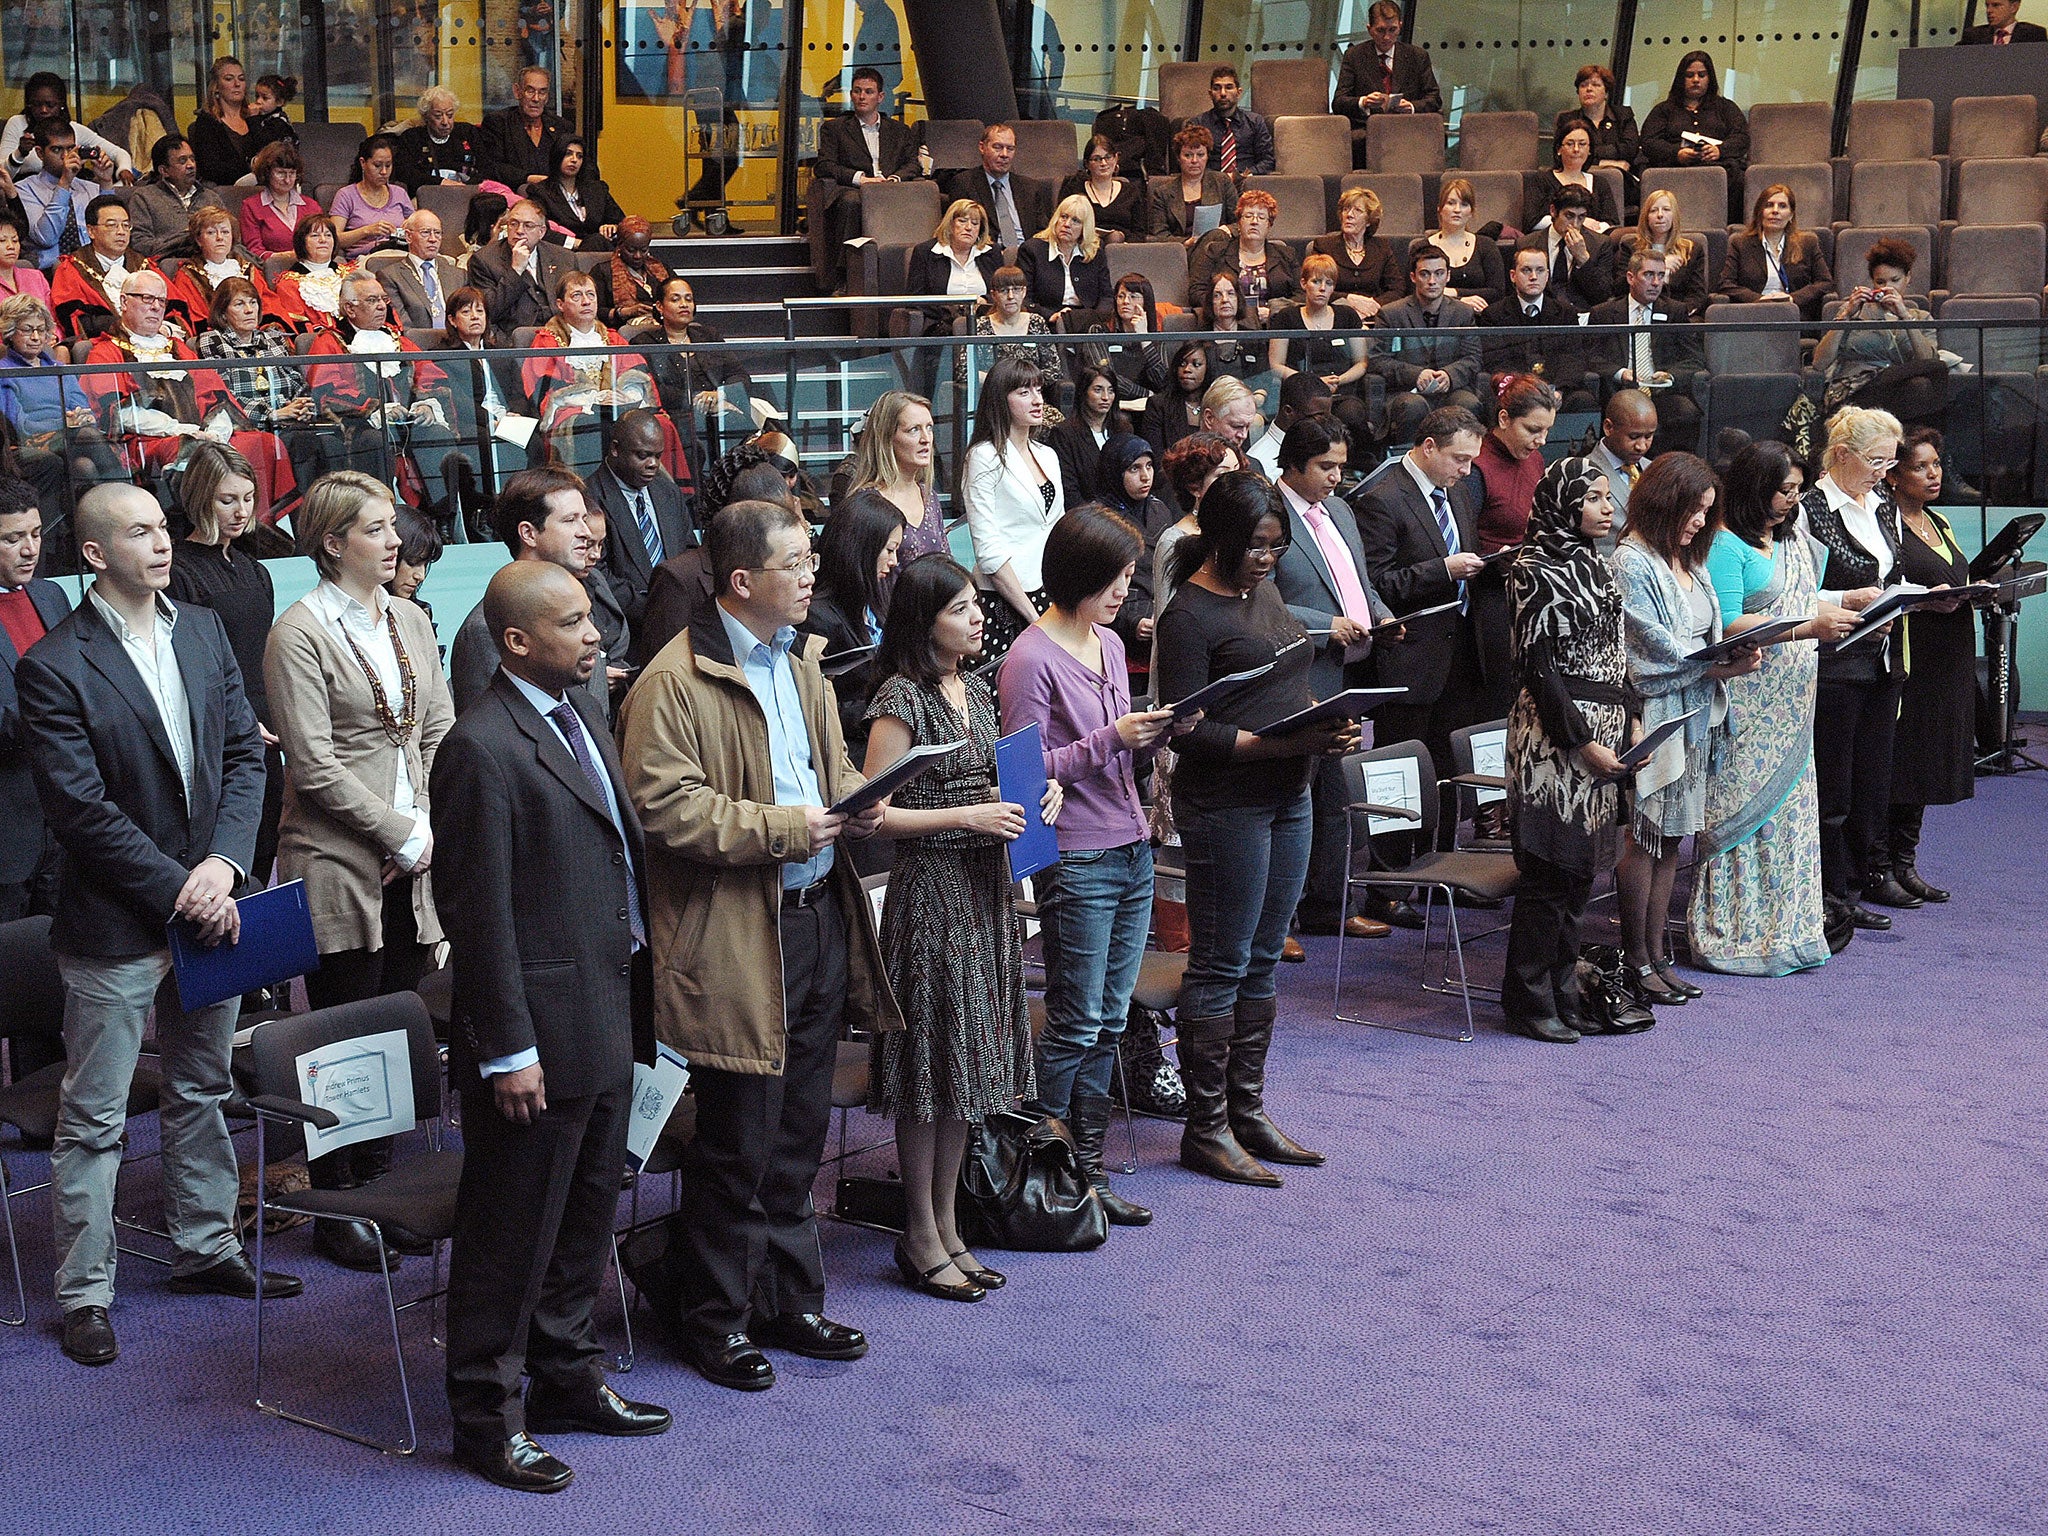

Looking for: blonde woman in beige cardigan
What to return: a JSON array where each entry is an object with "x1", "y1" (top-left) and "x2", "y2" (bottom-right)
[{"x1": 264, "y1": 469, "x2": 454, "y2": 1273}]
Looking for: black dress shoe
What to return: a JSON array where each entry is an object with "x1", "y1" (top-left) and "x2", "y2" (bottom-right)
[
  {"x1": 1367, "y1": 897, "x2": 1426, "y2": 930},
  {"x1": 751, "y1": 1311, "x2": 871, "y2": 1359},
  {"x1": 893, "y1": 1240, "x2": 985, "y2": 1302},
  {"x1": 1848, "y1": 904, "x2": 1893, "y2": 931},
  {"x1": 681, "y1": 1331, "x2": 777, "y2": 1390},
  {"x1": 455, "y1": 1433, "x2": 574, "y2": 1494},
  {"x1": 525, "y1": 1382, "x2": 673, "y2": 1437},
  {"x1": 1509, "y1": 1016, "x2": 1581, "y2": 1044},
  {"x1": 1629, "y1": 964, "x2": 1686, "y2": 1006},
  {"x1": 1861, "y1": 876, "x2": 1922, "y2": 910},
  {"x1": 60, "y1": 1305, "x2": 117, "y2": 1366},
  {"x1": 947, "y1": 1251, "x2": 1009, "y2": 1289},
  {"x1": 314, "y1": 1218, "x2": 402, "y2": 1274},
  {"x1": 1896, "y1": 867, "x2": 1950, "y2": 903},
  {"x1": 168, "y1": 1252, "x2": 304, "y2": 1299},
  {"x1": 381, "y1": 1225, "x2": 436, "y2": 1257},
  {"x1": 1653, "y1": 961, "x2": 1704, "y2": 1000}
]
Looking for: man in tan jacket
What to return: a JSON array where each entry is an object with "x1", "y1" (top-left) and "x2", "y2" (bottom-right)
[{"x1": 618, "y1": 497, "x2": 898, "y2": 1392}]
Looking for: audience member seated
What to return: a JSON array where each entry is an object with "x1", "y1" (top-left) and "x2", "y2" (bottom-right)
[
  {"x1": 1190, "y1": 64, "x2": 1274, "y2": 178},
  {"x1": 1589, "y1": 248, "x2": 1703, "y2": 458},
  {"x1": 904, "y1": 197, "x2": 1003, "y2": 359},
  {"x1": 1141, "y1": 340, "x2": 1215, "y2": 461},
  {"x1": 1403, "y1": 177, "x2": 1504, "y2": 312},
  {"x1": 1267, "y1": 253, "x2": 1370, "y2": 449},
  {"x1": 0, "y1": 294, "x2": 120, "y2": 513},
  {"x1": 808, "y1": 66, "x2": 923, "y2": 289},
  {"x1": 434, "y1": 285, "x2": 534, "y2": 532},
  {"x1": 605, "y1": 217, "x2": 668, "y2": 328},
  {"x1": 1048, "y1": 360, "x2": 1129, "y2": 506},
  {"x1": 268, "y1": 214, "x2": 355, "y2": 333},
  {"x1": 520, "y1": 267, "x2": 651, "y2": 475},
  {"x1": 587, "y1": 407, "x2": 695, "y2": 630},
  {"x1": 17, "y1": 122, "x2": 101, "y2": 274},
  {"x1": 1196, "y1": 271, "x2": 1266, "y2": 387},
  {"x1": 1960, "y1": 0, "x2": 2046, "y2": 42},
  {"x1": 1018, "y1": 196, "x2": 1111, "y2": 328},
  {"x1": 1335, "y1": 1, "x2": 1442, "y2": 155},
  {"x1": 0, "y1": 223, "x2": 51, "y2": 308},
  {"x1": 166, "y1": 205, "x2": 275, "y2": 336},
  {"x1": 1718, "y1": 182, "x2": 1833, "y2": 322},
  {"x1": 244, "y1": 74, "x2": 301, "y2": 161},
  {"x1": 1614, "y1": 189, "x2": 1709, "y2": 319},
  {"x1": 534, "y1": 134, "x2": 624, "y2": 251},
  {"x1": 955, "y1": 264, "x2": 1063, "y2": 396},
  {"x1": 80, "y1": 268, "x2": 297, "y2": 516},
  {"x1": 1559, "y1": 64, "x2": 1640, "y2": 192},
  {"x1": 52, "y1": 195, "x2": 160, "y2": 341},
  {"x1": 626, "y1": 274, "x2": 749, "y2": 480},
  {"x1": 194, "y1": 276, "x2": 329, "y2": 497},
  {"x1": 481, "y1": 65, "x2": 574, "y2": 193},
  {"x1": 1308, "y1": 186, "x2": 1400, "y2": 324},
  {"x1": 1526, "y1": 119, "x2": 1621, "y2": 234},
  {"x1": 1148, "y1": 124, "x2": 1237, "y2": 246},
  {"x1": 1638, "y1": 51, "x2": 1750, "y2": 222},
  {"x1": 2, "y1": 71, "x2": 134, "y2": 183},
  {"x1": 379, "y1": 209, "x2": 462, "y2": 331},
  {"x1": 394, "y1": 86, "x2": 484, "y2": 194},
  {"x1": 1480, "y1": 245, "x2": 1596, "y2": 411},
  {"x1": 128, "y1": 135, "x2": 230, "y2": 258},
  {"x1": 1371, "y1": 241, "x2": 1484, "y2": 442},
  {"x1": 1087, "y1": 273, "x2": 1169, "y2": 411},
  {"x1": 187, "y1": 56, "x2": 261, "y2": 186},
  {"x1": 1058, "y1": 134, "x2": 1150, "y2": 244},
  {"x1": 1515, "y1": 184, "x2": 1614, "y2": 312},
  {"x1": 1189, "y1": 189, "x2": 1297, "y2": 324},
  {"x1": 239, "y1": 140, "x2": 321, "y2": 260},
  {"x1": 330, "y1": 134, "x2": 414, "y2": 258},
  {"x1": 1813, "y1": 238, "x2": 1947, "y2": 428},
  {"x1": 940, "y1": 122, "x2": 1053, "y2": 253},
  {"x1": 467, "y1": 196, "x2": 574, "y2": 337}
]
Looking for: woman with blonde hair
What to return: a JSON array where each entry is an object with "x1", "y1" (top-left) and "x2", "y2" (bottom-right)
[
  {"x1": 187, "y1": 55, "x2": 256, "y2": 185},
  {"x1": 266, "y1": 469, "x2": 455, "y2": 1272},
  {"x1": 1189, "y1": 187, "x2": 1297, "y2": 323},
  {"x1": 845, "y1": 388, "x2": 948, "y2": 576},
  {"x1": 1018, "y1": 194, "x2": 1110, "y2": 325},
  {"x1": 1308, "y1": 184, "x2": 1399, "y2": 321},
  {"x1": 1614, "y1": 188, "x2": 1707, "y2": 316}
]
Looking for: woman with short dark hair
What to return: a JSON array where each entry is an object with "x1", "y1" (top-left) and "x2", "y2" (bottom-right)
[
  {"x1": 1557, "y1": 63, "x2": 1640, "y2": 186},
  {"x1": 1813, "y1": 237, "x2": 1947, "y2": 426},
  {"x1": 1149, "y1": 123, "x2": 1237, "y2": 245},
  {"x1": 1058, "y1": 133, "x2": 1149, "y2": 243},
  {"x1": 330, "y1": 133, "x2": 414, "y2": 256}
]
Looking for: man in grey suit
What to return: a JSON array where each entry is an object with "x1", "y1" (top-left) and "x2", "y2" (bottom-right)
[
  {"x1": 466, "y1": 199, "x2": 575, "y2": 337},
  {"x1": 17, "y1": 485, "x2": 301, "y2": 1368},
  {"x1": 1585, "y1": 389, "x2": 1657, "y2": 553},
  {"x1": 588, "y1": 409, "x2": 695, "y2": 632},
  {"x1": 1271, "y1": 415, "x2": 1397, "y2": 939},
  {"x1": 123, "y1": 135, "x2": 228, "y2": 258},
  {"x1": 0, "y1": 490, "x2": 69, "y2": 927},
  {"x1": 380, "y1": 209, "x2": 467, "y2": 332},
  {"x1": 1370, "y1": 244, "x2": 1483, "y2": 444}
]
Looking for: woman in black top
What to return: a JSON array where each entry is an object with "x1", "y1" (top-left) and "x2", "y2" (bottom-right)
[
  {"x1": 1639, "y1": 51, "x2": 1751, "y2": 222},
  {"x1": 1307, "y1": 185, "x2": 1399, "y2": 323},
  {"x1": 167, "y1": 441, "x2": 283, "y2": 892},
  {"x1": 1093, "y1": 432, "x2": 1170, "y2": 685},
  {"x1": 1140, "y1": 341, "x2": 1212, "y2": 460},
  {"x1": 1154, "y1": 471, "x2": 1357, "y2": 1188},
  {"x1": 1880, "y1": 429, "x2": 1977, "y2": 906},
  {"x1": 1718, "y1": 182, "x2": 1834, "y2": 321},
  {"x1": 1524, "y1": 119, "x2": 1623, "y2": 234},
  {"x1": 1048, "y1": 361, "x2": 1129, "y2": 508},
  {"x1": 800, "y1": 488, "x2": 905, "y2": 760},
  {"x1": 1087, "y1": 273, "x2": 1169, "y2": 408},
  {"x1": 1056, "y1": 134, "x2": 1150, "y2": 244},
  {"x1": 1404, "y1": 178, "x2": 1504, "y2": 312},
  {"x1": 187, "y1": 55, "x2": 257, "y2": 186},
  {"x1": 534, "y1": 134, "x2": 626, "y2": 251},
  {"x1": 1557, "y1": 64, "x2": 1640, "y2": 189},
  {"x1": 1197, "y1": 271, "x2": 1265, "y2": 385}
]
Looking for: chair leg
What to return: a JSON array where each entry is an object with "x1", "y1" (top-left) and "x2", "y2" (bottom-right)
[
  {"x1": 1109, "y1": 1047, "x2": 1139, "y2": 1177},
  {"x1": 1336, "y1": 884, "x2": 1476, "y2": 1042},
  {"x1": 0, "y1": 1155, "x2": 24, "y2": 1327},
  {"x1": 609, "y1": 1233, "x2": 635, "y2": 1373}
]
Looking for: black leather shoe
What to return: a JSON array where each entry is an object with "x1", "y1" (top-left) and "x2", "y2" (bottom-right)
[
  {"x1": 60, "y1": 1305, "x2": 117, "y2": 1366},
  {"x1": 947, "y1": 1251, "x2": 1010, "y2": 1288},
  {"x1": 314, "y1": 1218, "x2": 402, "y2": 1274},
  {"x1": 1653, "y1": 961, "x2": 1704, "y2": 1000},
  {"x1": 455, "y1": 1432, "x2": 574, "y2": 1494},
  {"x1": 1848, "y1": 905, "x2": 1893, "y2": 931},
  {"x1": 1368, "y1": 897, "x2": 1426, "y2": 930},
  {"x1": 681, "y1": 1331, "x2": 777, "y2": 1390},
  {"x1": 1509, "y1": 1016, "x2": 1581, "y2": 1044},
  {"x1": 1630, "y1": 964, "x2": 1686, "y2": 1006},
  {"x1": 893, "y1": 1241, "x2": 985, "y2": 1302},
  {"x1": 168, "y1": 1252, "x2": 304, "y2": 1299},
  {"x1": 382, "y1": 1225, "x2": 436, "y2": 1257},
  {"x1": 1897, "y1": 867, "x2": 1950, "y2": 903},
  {"x1": 525, "y1": 1382, "x2": 672, "y2": 1437},
  {"x1": 1861, "y1": 876, "x2": 1922, "y2": 910},
  {"x1": 751, "y1": 1311, "x2": 871, "y2": 1358}
]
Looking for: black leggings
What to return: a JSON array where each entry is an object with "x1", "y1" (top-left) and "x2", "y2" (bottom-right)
[
  {"x1": 1814, "y1": 675, "x2": 1903, "y2": 903},
  {"x1": 1503, "y1": 848, "x2": 1594, "y2": 1027}
]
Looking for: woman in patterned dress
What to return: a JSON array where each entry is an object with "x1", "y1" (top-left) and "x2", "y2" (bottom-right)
[
  {"x1": 864, "y1": 556, "x2": 1060, "y2": 1302},
  {"x1": 1690, "y1": 442, "x2": 1858, "y2": 975}
]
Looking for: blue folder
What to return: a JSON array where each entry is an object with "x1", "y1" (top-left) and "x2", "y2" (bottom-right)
[
  {"x1": 168, "y1": 879, "x2": 322, "y2": 1013},
  {"x1": 994, "y1": 724, "x2": 1061, "y2": 884}
]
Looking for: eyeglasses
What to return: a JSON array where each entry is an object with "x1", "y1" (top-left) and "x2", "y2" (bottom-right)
[
  {"x1": 747, "y1": 552, "x2": 820, "y2": 576},
  {"x1": 1247, "y1": 540, "x2": 1291, "y2": 559},
  {"x1": 1857, "y1": 450, "x2": 1898, "y2": 472}
]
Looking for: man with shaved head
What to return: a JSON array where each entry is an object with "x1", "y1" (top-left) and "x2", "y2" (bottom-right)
[
  {"x1": 1585, "y1": 387, "x2": 1658, "y2": 553},
  {"x1": 433, "y1": 559, "x2": 671, "y2": 1492},
  {"x1": 18, "y1": 482, "x2": 297, "y2": 1369}
]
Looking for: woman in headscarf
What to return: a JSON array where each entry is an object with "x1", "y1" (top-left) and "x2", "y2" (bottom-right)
[
  {"x1": 1093, "y1": 431, "x2": 1169, "y2": 692},
  {"x1": 1501, "y1": 456, "x2": 1641, "y2": 1044}
]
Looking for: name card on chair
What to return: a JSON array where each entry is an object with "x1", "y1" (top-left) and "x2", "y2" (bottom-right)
[
  {"x1": 625, "y1": 1043, "x2": 692, "y2": 1173},
  {"x1": 294, "y1": 1028, "x2": 416, "y2": 1158}
]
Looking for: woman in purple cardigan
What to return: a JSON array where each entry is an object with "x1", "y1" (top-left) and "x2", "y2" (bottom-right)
[{"x1": 999, "y1": 506, "x2": 1185, "y2": 1227}]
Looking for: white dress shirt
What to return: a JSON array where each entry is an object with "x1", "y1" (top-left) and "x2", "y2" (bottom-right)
[
  {"x1": 90, "y1": 587, "x2": 195, "y2": 804},
  {"x1": 309, "y1": 580, "x2": 431, "y2": 869}
]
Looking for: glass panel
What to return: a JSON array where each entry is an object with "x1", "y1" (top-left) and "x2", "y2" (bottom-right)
[
  {"x1": 1408, "y1": 0, "x2": 1618, "y2": 137},
  {"x1": 1851, "y1": 0, "x2": 1971, "y2": 103},
  {"x1": 1624, "y1": 1, "x2": 1847, "y2": 120},
  {"x1": 1021, "y1": 0, "x2": 1195, "y2": 120}
]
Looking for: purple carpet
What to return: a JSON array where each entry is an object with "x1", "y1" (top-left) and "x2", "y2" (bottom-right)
[{"x1": 5, "y1": 773, "x2": 2045, "y2": 1534}]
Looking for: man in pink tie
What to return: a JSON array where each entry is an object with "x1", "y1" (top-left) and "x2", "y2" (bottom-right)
[
  {"x1": 1961, "y1": 0, "x2": 2046, "y2": 42},
  {"x1": 1271, "y1": 414, "x2": 1402, "y2": 940}
]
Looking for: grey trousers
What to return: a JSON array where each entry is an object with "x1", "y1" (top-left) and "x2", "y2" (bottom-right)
[{"x1": 52, "y1": 949, "x2": 241, "y2": 1311}]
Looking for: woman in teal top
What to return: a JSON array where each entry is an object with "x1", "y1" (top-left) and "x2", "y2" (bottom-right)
[{"x1": 1690, "y1": 441, "x2": 1857, "y2": 974}]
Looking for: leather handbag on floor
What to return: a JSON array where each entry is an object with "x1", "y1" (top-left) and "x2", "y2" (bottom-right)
[{"x1": 957, "y1": 1109, "x2": 1108, "y2": 1252}]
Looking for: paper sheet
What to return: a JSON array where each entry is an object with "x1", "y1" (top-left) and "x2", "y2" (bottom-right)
[{"x1": 294, "y1": 1027, "x2": 416, "y2": 1159}]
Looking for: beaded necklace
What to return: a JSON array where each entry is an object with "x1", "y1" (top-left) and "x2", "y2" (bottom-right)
[{"x1": 338, "y1": 601, "x2": 418, "y2": 745}]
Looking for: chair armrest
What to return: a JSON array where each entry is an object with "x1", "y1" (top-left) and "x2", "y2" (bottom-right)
[
  {"x1": 248, "y1": 1094, "x2": 341, "y2": 1131},
  {"x1": 1450, "y1": 773, "x2": 1507, "y2": 789},
  {"x1": 1347, "y1": 800, "x2": 1422, "y2": 821}
]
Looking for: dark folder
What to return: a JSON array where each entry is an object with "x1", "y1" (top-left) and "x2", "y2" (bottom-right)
[{"x1": 168, "y1": 879, "x2": 322, "y2": 1013}]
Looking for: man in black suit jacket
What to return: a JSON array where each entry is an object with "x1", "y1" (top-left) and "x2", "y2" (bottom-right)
[
  {"x1": 0, "y1": 491, "x2": 68, "y2": 926},
  {"x1": 467, "y1": 199, "x2": 576, "y2": 337},
  {"x1": 1961, "y1": 0, "x2": 2046, "y2": 42},
  {"x1": 1481, "y1": 245, "x2": 1598, "y2": 410},
  {"x1": 807, "y1": 67, "x2": 925, "y2": 289},
  {"x1": 940, "y1": 124, "x2": 1053, "y2": 253},
  {"x1": 1370, "y1": 243, "x2": 1485, "y2": 442},
  {"x1": 479, "y1": 65, "x2": 574, "y2": 191},
  {"x1": 1588, "y1": 246, "x2": 1704, "y2": 458},
  {"x1": 1334, "y1": 3, "x2": 1443, "y2": 163},
  {"x1": 589, "y1": 409, "x2": 695, "y2": 632},
  {"x1": 18, "y1": 484, "x2": 297, "y2": 1368},
  {"x1": 436, "y1": 561, "x2": 671, "y2": 1493},
  {"x1": 1350, "y1": 405, "x2": 1489, "y2": 792},
  {"x1": 1516, "y1": 185, "x2": 1614, "y2": 311}
]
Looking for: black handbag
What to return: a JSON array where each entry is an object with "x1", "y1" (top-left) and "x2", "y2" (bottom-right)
[{"x1": 956, "y1": 1109, "x2": 1108, "y2": 1252}]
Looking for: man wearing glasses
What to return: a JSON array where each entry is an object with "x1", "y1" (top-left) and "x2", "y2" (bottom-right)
[{"x1": 618, "y1": 497, "x2": 897, "y2": 1394}]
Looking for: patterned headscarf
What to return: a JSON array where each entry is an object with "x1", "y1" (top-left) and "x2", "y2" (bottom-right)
[
  {"x1": 1509, "y1": 454, "x2": 1624, "y2": 677},
  {"x1": 1527, "y1": 454, "x2": 1605, "y2": 562}
]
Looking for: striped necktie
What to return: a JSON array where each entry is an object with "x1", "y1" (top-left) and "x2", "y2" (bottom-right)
[{"x1": 1432, "y1": 487, "x2": 1468, "y2": 613}]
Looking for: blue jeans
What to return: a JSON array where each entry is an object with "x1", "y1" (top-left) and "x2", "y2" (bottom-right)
[
  {"x1": 1031, "y1": 840, "x2": 1154, "y2": 1121},
  {"x1": 1178, "y1": 790, "x2": 1314, "y2": 1022}
]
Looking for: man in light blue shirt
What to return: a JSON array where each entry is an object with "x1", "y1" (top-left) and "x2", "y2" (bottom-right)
[{"x1": 716, "y1": 598, "x2": 834, "y2": 890}]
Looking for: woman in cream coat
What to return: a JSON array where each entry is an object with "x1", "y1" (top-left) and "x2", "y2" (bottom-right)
[{"x1": 960, "y1": 354, "x2": 1065, "y2": 660}]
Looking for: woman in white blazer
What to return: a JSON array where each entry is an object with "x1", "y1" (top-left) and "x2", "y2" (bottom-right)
[{"x1": 961, "y1": 354, "x2": 1066, "y2": 658}]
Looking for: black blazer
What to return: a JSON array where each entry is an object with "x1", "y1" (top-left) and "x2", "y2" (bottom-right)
[
  {"x1": 1479, "y1": 292, "x2": 1593, "y2": 388},
  {"x1": 1333, "y1": 40, "x2": 1443, "y2": 124},
  {"x1": 1521, "y1": 171, "x2": 1623, "y2": 237},
  {"x1": 813, "y1": 112, "x2": 922, "y2": 186},
  {"x1": 1368, "y1": 295, "x2": 1484, "y2": 395},
  {"x1": 1307, "y1": 233, "x2": 1403, "y2": 306},
  {"x1": 1586, "y1": 296, "x2": 1706, "y2": 387},
  {"x1": 1350, "y1": 460, "x2": 1483, "y2": 707},
  {"x1": 478, "y1": 106, "x2": 574, "y2": 190},
  {"x1": 466, "y1": 237, "x2": 577, "y2": 336},
  {"x1": 1610, "y1": 231, "x2": 1711, "y2": 318},
  {"x1": 1055, "y1": 175, "x2": 1151, "y2": 241},
  {"x1": 534, "y1": 177, "x2": 627, "y2": 249},
  {"x1": 431, "y1": 672, "x2": 651, "y2": 1097},
  {"x1": 393, "y1": 121, "x2": 483, "y2": 193},
  {"x1": 1717, "y1": 231, "x2": 1834, "y2": 321},
  {"x1": 941, "y1": 167, "x2": 1055, "y2": 250},
  {"x1": 1146, "y1": 173, "x2": 1237, "y2": 241},
  {"x1": 1555, "y1": 106, "x2": 1640, "y2": 176},
  {"x1": 589, "y1": 463, "x2": 697, "y2": 631},
  {"x1": 17, "y1": 596, "x2": 264, "y2": 959},
  {"x1": 1514, "y1": 227, "x2": 1616, "y2": 309},
  {"x1": 1961, "y1": 19, "x2": 2048, "y2": 40},
  {"x1": 0, "y1": 577, "x2": 71, "y2": 884},
  {"x1": 903, "y1": 240, "x2": 1006, "y2": 313},
  {"x1": 1638, "y1": 97, "x2": 1750, "y2": 179},
  {"x1": 1016, "y1": 237, "x2": 1111, "y2": 318}
]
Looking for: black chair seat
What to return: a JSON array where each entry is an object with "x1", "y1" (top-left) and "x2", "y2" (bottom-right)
[
  {"x1": 831, "y1": 1039, "x2": 870, "y2": 1110},
  {"x1": 269, "y1": 1148, "x2": 463, "y2": 1240},
  {"x1": 1356, "y1": 850, "x2": 1520, "y2": 902},
  {"x1": 414, "y1": 967, "x2": 452, "y2": 1030},
  {"x1": 1131, "y1": 950, "x2": 1186, "y2": 1014},
  {"x1": 0, "y1": 1062, "x2": 163, "y2": 1142}
]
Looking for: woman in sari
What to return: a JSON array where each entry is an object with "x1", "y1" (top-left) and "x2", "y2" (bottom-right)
[{"x1": 1689, "y1": 441, "x2": 1857, "y2": 974}]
